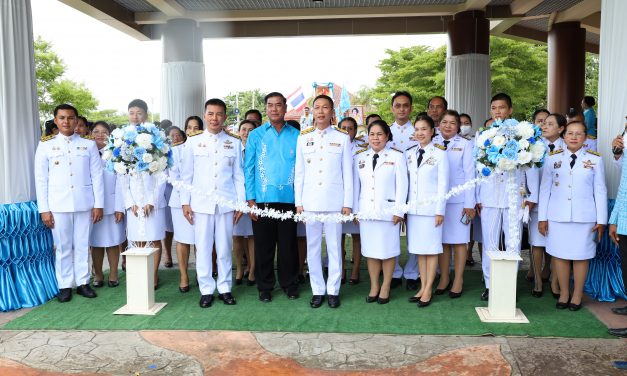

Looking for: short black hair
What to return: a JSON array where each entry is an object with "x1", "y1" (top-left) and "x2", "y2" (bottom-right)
[
  {"x1": 244, "y1": 109, "x2": 262, "y2": 121},
  {"x1": 128, "y1": 99, "x2": 148, "y2": 113},
  {"x1": 391, "y1": 91, "x2": 413, "y2": 105},
  {"x1": 414, "y1": 114, "x2": 435, "y2": 129},
  {"x1": 547, "y1": 113, "x2": 567, "y2": 128},
  {"x1": 583, "y1": 96, "x2": 596, "y2": 107},
  {"x1": 313, "y1": 94, "x2": 334, "y2": 108},
  {"x1": 286, "y1": 119, "x2": 300, "y2": 131},
  {"x1": 238, "y1": 119, "x2": 258, "y2": 131},
  {"x1": 365, "y1": 113, "x2": 381, "y2": 125},
  {"x1": 185, "y1": 115, "x2": 204, "y2": 131},
  {"x1": 44, "y1": 119, "x2": 58, "y2": 135},
  {"x1": 166, "y1": 125, "x2": 186, "y2": 142},
  {"x1": 160, "y1": 119, "x2": 173, "y2": 129},
  {"x1": 367, "y1": 119, "x2": 393, "y2": 141},
  {"x1": 563, "y1": 119, "x2": 587, "y2": 137},
  {"x1": 460, "y1": 113, "x2": 472, "y2": 123},
  {"x1": 92, "y1": 121, "x2": 111, "y2": 133},
  {"x1": 491, "y1": 93, "x2": 512, "y2": 108},
  {"x1": 531, "y1": 108, "x2": 550, "y2": 122},
  {"x1": 428, "y1": 96, "x2": 448, "y2": 110},
  {"x1": 53, "y1": 103, "x2": 78, "y2": 117},
  {"x1": 441, "y1": 109, "x2": 461, "y2": 127},
  {"x1": 338, "y1": 117, "x2": 357, "y2": 129},
  {"x1": 204, "y1": 98, "x2": 227, "y2": 113},
  {"x1": 265, "y1": 92, "x2": 286, "y2": 105}
]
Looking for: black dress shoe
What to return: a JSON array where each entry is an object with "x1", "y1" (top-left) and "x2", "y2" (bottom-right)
[
  {"x1": 235, "y1": 278, "x2": 243, "y2": 285},
  {"x1": 286, "y1": 288, "x2": 299, "y2": 300},
  {"x1": 480, "y1": 288, "x2": 489, "y2": 301},
  {"x1": 247, "y1": 279, "x2": 256, "y2": 286},
  {"x1": 259, "y1": 291, "x2": 272, "y2": 302},
  {"x1": 390, "y1": 278, "x2": 402, "y2": 289},
  {"x1": 179, "y1": 285, "x2": 190, "y2": 293},
  {"x1": 218, "y1": 292, "x2": 237, "y2": 305},
  {"x1": 57, "y1": 288, "x2": 72, "y2": 303},
  {"x1": 93, "y1": 280, "x2": 104, "y2": 288},
  {"x1": 611, "y1": 306, "x2": 627, "y2": 315},
  {"x1": 348, "y1": 278, "x2": 360, "y2": 285},
  {"x1": 466, "y1": 258, "x2": 475, "y2": 266},
  {"x1": 408, "y1": 295, "x2": 421, "y2": 303},
  {"x1": 107, "y1": 280, "x2": 119, "y2": 288},
  {"x1": 366, "y1": 295, "x2": 378, "y2": 303},
  {"x1": 310, "y1": 295, "x2": 324, "y2": 308},
  {"x1": 525, "y1": 275, "x2": 534, "y2": 283},
  {"x1": 76, "y1": 284, "x2": 97, "y2": 298},
  {"x1": 417, "y1": 298, "x2": 431, "y2": 308},
  {"x1": 434, "y1": 281, "x2": 451, "y2": 295},
  {"x1": 199, "y1": 294, "x2": 214, "y2": 308},
  {"x1": 405, "y1": 279, "x2": 419, "y2": 291},
  {"x1": 568, "y1": 302, "x2": 582, "y2": 311},
  {"x1": 328, "y1": 295, "x2": 341, "y2": 308},
  {"x1": 556, "y1": 301, "x2": 569, "y2": 309},
  {"x1": 449, "y1": 290, "x2": 463, "y2": 299},
  {"x1": 377, "y1": 295, "x2": 390, "y2": 304},
  {"x1": 608, "y1": 327, "x2": 627, "y2": 338},
  {"x1": 551, "y1": 291, "x2": 560, "y2": 299},
  {"x1": 531, "y1": 289, "x2": 543, "y2": 298}
]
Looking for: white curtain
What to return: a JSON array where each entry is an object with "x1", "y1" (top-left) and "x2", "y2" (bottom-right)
[
  {"x1": 0, "y1": 0, "x2": 39, "y2": 204},
  {"x1": 599, "y1": 0, "x2": 627, "y2": 198},
  {"x1": 445, "y1": 53, "x2": 491, "y2": 132},
  {"x1": 160, "y1": 62, "x2": 205, "y2": 129}
]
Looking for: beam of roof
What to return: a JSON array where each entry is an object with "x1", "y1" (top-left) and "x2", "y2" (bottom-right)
[
  {"x1": 581, "y1": 12, "x2": 600, "y2": 34},
  {"x1": 58, "y1": 0, "x2": 151, "y2": 40},
  {"x1": 490, "y1": 18, "x2": 520, "y2": 34},
  {"x1": 509, "y1": 0, "x2": 543, "y2": 16},
  {"x1": 555, "y1": 0, "x2": 601, "y2": 23},
  {"x1": 463, "y1": 0, "x2": 491, "y2": 11},
  {"x1": 144, "y1": 0, "x2": 184, "y2": 18}
]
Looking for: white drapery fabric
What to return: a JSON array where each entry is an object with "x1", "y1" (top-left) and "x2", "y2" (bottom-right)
[
  {"x1": 160, "y1": 62, "x2": 205, "y2": 129},
  {"x1": 0, "y1": 0, "x2": 38, "y2": 204},
  {"x1": 599, "y1": 0, "x2": 627, "y2": 198},
  {"x1": 445, "y1": 53, "x2": 491, "y2": 132}
]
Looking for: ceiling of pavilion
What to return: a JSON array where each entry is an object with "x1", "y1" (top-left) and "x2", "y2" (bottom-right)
[{"x1": 60, "y1": 0, "x2": 601, "y2": 53}]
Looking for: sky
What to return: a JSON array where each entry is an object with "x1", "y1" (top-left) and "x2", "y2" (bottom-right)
[{"x1": 31, "y1": 0, "x2": 447, "y2": 113}]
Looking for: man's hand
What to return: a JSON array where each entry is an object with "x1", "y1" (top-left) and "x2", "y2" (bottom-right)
[
  {"x1": 114, "y1": 211, "x2": 124, "y2": 223},
  {"x1": 435, "y1": 215, "x2": 444, "y2": 227},
  {"x1": 612, "y1": 135, "x2": 624, "y2": 160},
  {"x1": 538, "y1": 221, "x2": 548, "y2": 236},
  {"x1": 609, "y1": 224, "x2": 620, "y2": 246},
  {"x1": 592, "y1": 224, "x2": 605, "y2": 243},
  {"x1": 296, "y1": 206, "x2": 304, "y2": 214},
  {"x1": 342, "y1": 207, "x2": 352, "y2": 216},
  {"x1": 475, "y1": 203, "x2": 482, "y2": 216},
  {"x1": 392, "y1": 215, "x2": 403, "y2": 225},
  {"x1": 247, "y1": 200, "x2": 258, "y2": 221},
  {"x1": 131, "y1": 205, "x2": 139, "y2": 217},
  {"x1": 233, "y1": 211, "x2": 243, "y2": 224},
  {"x1": 143, "y1": 204, "x2": 154, "y2": 217},
  {"x1": 463, "y1": 208, "x2": 476, "y2": 220},
  {"x1": 41, "y1": 211, "x2": 54, "y2": 229},
  {"x1": 524, "y1": 201, "x2": 536, "y2": 211},
  {"x1": 182, "y1": 204, "x2": 194, "y2": 225},
  {"x1": 91, "y1": 208, "x2": 104, "y2": 224}
]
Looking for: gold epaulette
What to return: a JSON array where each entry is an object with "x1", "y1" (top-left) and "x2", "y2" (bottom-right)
[
  {"x1": 587, "y1": 135, "x2": 597, "y2": 140},
  {"x1": 434, "y1": 143, "x2": 446, "y2": 150},
  {"x1": 355, "y1": 147, "x2": 368, "y2": 155},
  {"x1": 188, "y1": 130, "x2": 203, "y2": 137},
  {"x1": 355, "y1": 136, "x2": 365, "y2": 142},
  {"x1": 81, "y1": 135, "x2": 94, "y2": 140},
  {"x1": 172, "y1": 140, "x2": 184, "y2": 147},
  {"x1": 550, "y1": 149, "x2": 564, "y2": 156},
  {"x1": 300, "y1": 126, "x2": 315, "y2": 136},
  {"x1": 225, "y1": 129, "x2": 241, "y2": 140},
  {"x1": 587, "y1": 149, "x2": 601, "y2": 156},
  {"x1": 390, "y1": 147, "x2": 403, "y2": 153},
  {"x1": 40, "y1": 134, "x2": 55, "y2": 142},
  {"x1": 334, "y1": 127, "x2": 348, "y2": 135},
  {"x1": 357, "y1": 142, "x2": 369, "y2": 148}
]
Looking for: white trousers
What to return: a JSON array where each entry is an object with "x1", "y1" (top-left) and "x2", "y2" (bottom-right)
[
  {"x1": 480, "y1": 207, "x2": 521, "y2": 288},
  {"x1": 51, "y1": 211, "x2": 92, "y2": 289},
  {"x1": 393, "y1": 253, "x2": 419, "y2": 279},
  {"x1": 194, "y1": 212, "x2": 233, "y2": 295},
  {"x1": 306, "y1": 215, "x2": 342, "y2": 295}
]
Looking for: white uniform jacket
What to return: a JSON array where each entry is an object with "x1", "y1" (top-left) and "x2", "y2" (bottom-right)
[
  {"x1": 179, "y1": 130, "x2": 245, "y2": 214},
  {"x1": 295, "y1": 126, "x2": 353, "y2": 211},
  {"x1": 351, "y1": 137, "x2": 368, "y2": 154},
  {"x1": 433, "y1": 134, "x2": 475, "y2": 208},
  {"x1": 388, "y1": 121, "x2": 419, "y2": 152},
  {"x1": 353, "y1": 145, "x2": 408, "y2": 220},
  {"x1": 406, "y1": 142, "x2": 449, "y2": 216},
  {"x1": 168, "y1": 142, "x2": 186, "y2": 208},
  {"x1": 34, "y1": 134, "x2": 104, "y2": 213},
  {"x1": 538, "y1": 148, "x2": 608, "y2": 224}
]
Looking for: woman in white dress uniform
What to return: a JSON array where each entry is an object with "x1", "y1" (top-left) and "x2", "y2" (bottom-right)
[
  {"x1": 529, "y1": 112, "x2": 565, "y2": 297},
  {"x1": 89, "y1": 121, "x2": 125, "y2": 288},
  {"x1": 232, "y1": 119, "x2": 256, "y2": 286},
  {"x1": 539, "y1": 121, "x2": 607, "y2": 311},
  {"x1": 122, "y1": 99, "x2": 167, "y2": 289},
  {"x1": 432, "y1": 111, "x2": 475, "y2": 299},
  {"x1": 406, "y1": 115, "x2": 449, "y2": 307},
  {"x1": 353, "y1": 120, "x2": 408, "y2": 304}
]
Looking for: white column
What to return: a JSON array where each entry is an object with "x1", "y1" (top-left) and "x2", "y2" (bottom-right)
[
  {"x1": 598, "y1": 0, "x2": 627, "y2": 198},
  {"x1": 0, "y1": 0, "x2": 39, "y2": 204},
  {"x1": 161, "y1": 19, "x2": 205, "y2": 129},
  {"x1": 445, "y1": 53, "x2": 491, "y2": 127}
]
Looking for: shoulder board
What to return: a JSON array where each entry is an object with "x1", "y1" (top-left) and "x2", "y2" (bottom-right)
[
  {"x1": 355, "y1": 148, "x2": 368, "y2": 155},
  {"x1": 357, "y1": 142, "x2": 369, "y2": 148},
  {"x1": 355, "y1": 136, "x2": 365, "y2": 142},
  {"x1": 434, "y1": 143, "x2": 446, "y2": 150},
  {"x1": 549, "y1": 149, "x2": 563, "y2": 156},
  {"x1": 334, "y1": 127, "x2": 348, "y2": 135},
  {"x1": 81, "y1": 135, "x2": 94, "y2": 141},
  {"x1": 40, "y1": 134, "x2": 56, "y2": 142},
  {"x1": 462, "y1": 135, "x2": 472, "y2": 141},
  {"x1": 390, "y1": 147, "x2": 403, "y2": 153},
  {"x1": 587, "y1": 135, "x2": 597, "y2": 140},
  {"x1": 188, "y1": 130, "x2": 203, "y2": 137},
  {"x1": 586, "y1": 150, "x2": 601, "y2": 156},
  {"x1": 300, "y1": 126, "x2": 315, "y2": 135},
  {"x1": 406, "y1": 144, "x2": 419, "y2": 151},
  {"x1": 172, "y1": 140, "x2": 184, "y2": 147},
  {"x1": 225, "y1": 129, "x2": 241, "y2": 140}
]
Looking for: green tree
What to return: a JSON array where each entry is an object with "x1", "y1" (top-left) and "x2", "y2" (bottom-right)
[
  {"x1": 223, "y1": 89, "x2": 267, "y2": 124},
  {"x1": 34, "y1": 37, "x2": 98, "y2": 121},
  {"x1": 585, "y1": 52, "x2": 599, "y2": 103}
]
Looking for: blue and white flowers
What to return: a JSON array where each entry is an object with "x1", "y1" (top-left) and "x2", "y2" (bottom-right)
[
  {"x1": 474, "y1": 118, "x2": 546, "y2": 177},
  {"x1": 103, "y1": 122, "x2": 172, "y2": 175}
]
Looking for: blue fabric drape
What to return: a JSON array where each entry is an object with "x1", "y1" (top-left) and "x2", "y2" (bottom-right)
[
  {"x1": 0, "y1": 201, "x2": 57, "y2": 311},
  {"x1": 585, "y1": 199, "x2": 627, "y2": 302}
]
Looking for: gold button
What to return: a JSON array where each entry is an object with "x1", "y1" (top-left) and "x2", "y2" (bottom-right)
[
  {"x1": 215, "y1": 150, "x2": 218, "y2": 153},
  {"x1": 371, "y1": 187, "x2": 374, "y2": 190},
  {"x1": 320, "y1": 146, "x2": 323, "y2": 149},
  {"x1": 319, "y1": 158, "x2": 323, "y2": 161},
  {"x1": 68, "y1": 150, "x2": 71, "y2": 153},
  {"x1": 214, "y1": 162, "x2": 218, "y2": 166},
  {"x1": 319, "y1": 170, "x2": 322, "y2": 173},
  {"x1": 318, "y1": 182, "x2": 322, "y2": 186},
  {"x1": 69, "y1": 162, "x2": 72, "y2": 165},
  {"x1": 370, "y1": 199, "x2": 374, "y2": 202}
]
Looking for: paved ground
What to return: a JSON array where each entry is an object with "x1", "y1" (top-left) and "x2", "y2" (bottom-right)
[{"x1": 1, "y1": 241, "x2": 626, "y2": 375}]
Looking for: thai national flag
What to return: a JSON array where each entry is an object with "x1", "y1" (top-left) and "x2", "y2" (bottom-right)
[{"x1": 286, "y1": 86, "x2": 307, "y2": 111}]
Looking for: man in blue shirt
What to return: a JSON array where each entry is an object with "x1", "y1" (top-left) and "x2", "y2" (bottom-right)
[
  {"x1": 582, "y1": 96, "x2": 597, "y2": 137},
  {"x1": 244, "y1": 92, "x2": 300, "y2": 302}
]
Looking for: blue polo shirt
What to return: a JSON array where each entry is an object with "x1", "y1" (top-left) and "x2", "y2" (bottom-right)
[
  {"x1": 244, "y1": 121, "x2": 299, "y2": 204},
  {"x1": 584, "y1": 108, "x2": 597, "y2": 137}
]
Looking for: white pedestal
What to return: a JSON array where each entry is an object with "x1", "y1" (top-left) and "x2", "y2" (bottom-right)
[
  {"x1": 114, "y1": 247, "x2": 167, "y2": 315},
  {"x1": 475, "y1": 251, "x2": 529, "y2": 324}
]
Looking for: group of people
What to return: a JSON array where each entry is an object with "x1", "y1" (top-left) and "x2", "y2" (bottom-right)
[{"x1": 34, "y1": 90, "x2": 627, "y2": 332}]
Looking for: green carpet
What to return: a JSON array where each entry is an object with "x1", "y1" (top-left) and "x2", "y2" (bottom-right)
[{"x1": 3, "y1": 269, "x2": 612, "y2": 338}]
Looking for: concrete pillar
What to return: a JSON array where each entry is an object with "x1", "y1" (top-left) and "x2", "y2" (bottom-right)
[
  {"x1": 161, "y1": 18, "x2": 205, "y2": 128},
  {"x1": 0, "y1": 0, "x2": 39, "y2": 203},
  {"x1": 445, "y1": 10, "x2": 491, "y2": 129},
  {"x1": 547, "y1": 22, "x2": 586, "y2": 115}
]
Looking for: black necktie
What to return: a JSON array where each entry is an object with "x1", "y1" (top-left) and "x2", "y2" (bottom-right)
[
  {"x1": 417, "y1": 149, "x2": 425, "y2": 167},
  {"x1": 549, "y1": 143, "x2": 555, "y2": 152},
  {"x1": 443, "y1": 140, "x2": 450, "y2": 150},
  {"x1": 372, "y1": 153, "x2": 379, "y2": 170},
  {"x1": 570, "y1": 154, "x2": 577, "y2": 169}
]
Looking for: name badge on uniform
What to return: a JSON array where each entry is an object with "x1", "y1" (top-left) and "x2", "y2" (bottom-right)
[
  {"x1": 223, "y1": 144, "x2": 233, "y2": 150},
  {"x1": 384, "y1": 161, "x2": 395, "y2": 166},
  {"x1": 329, "y1": 142, "x2": 341, "y2": 147},
  {"x1": 76, "y1": 146, "x2": 87, "y2": 150},
  {"x1": 52, "y1": 146, "x2": 60, "y2": 151},
  {"x1": 554, "y1": 161, "x2": 562, "y2": 169},
  {"x1": 224, "y1": 139, "x2": 232, "y2": 145},
  {"x1": 583, "y1": 160, "x2": 595, "y2": 169},
  {"x1": 306, "y1": 141, "x2": 314, "y2": 146},
  {"x1": 452, "y1": 147, "x2": 462, "y2": 151},
  {"x1": 358, "y1": 160, "x2": 365, "y2": 169}
]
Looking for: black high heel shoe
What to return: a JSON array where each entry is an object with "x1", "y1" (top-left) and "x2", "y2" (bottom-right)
[
  {"x1": 366, "y1": 294, "x2": 378, "y2": 303},
  {"x1": 417, "y1": 298, "x2": 431, "y2": 308},
  {"x1": 531, "y1": 289, "x2": 543, "y2": 298},
  {"x1": 434, "y1": 281, "x2": 451, "y2": 295}
]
